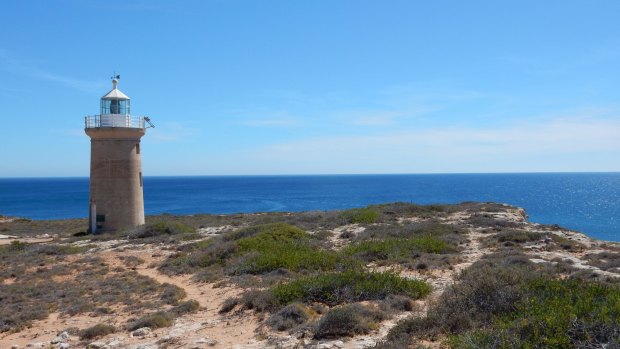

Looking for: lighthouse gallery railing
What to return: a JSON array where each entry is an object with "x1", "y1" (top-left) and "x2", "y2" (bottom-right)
[{"x1": 85, "y1": 115, "x2": 146, "y2": 129}]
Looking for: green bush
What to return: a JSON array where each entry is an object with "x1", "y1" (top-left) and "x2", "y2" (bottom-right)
[
  {"x1": 160, "y1": 283, "x2": 186, "y2": 305},
  {"x1": 219, "y1": 298, "x2": 239, "y2": 314},
  {"x1": 224, "y1": 222, "x2": 305, "y2": 242},
  {"x1": 495, "y1": 229, "x2": 545, "y2": 243},
  {"x1": 127, "y1": 311, "x2": 173, "y2": 331},
  {"x1": 0, "y1": 241, "x2": 84, "y2": 257},
  {"x1": 233, "y1": 222, "x2": 347, "y2": 274},
  {"x1": 79, "y1": 323, "x2": 116, "y2": 340},
  {"x1": 5, "y1": 240, "x2": 29, "y2": 252},
  {"x1": 341, "y1": 208, "x2": 380, "y2": 224},
  {"x1": 382, "y1": 252, "x2": 538, "y2": 346},
  {"x1": 168, "y1": 300, "x2": 200, "y2": 317},
  {"x1": 451, "y1": 279, "x2": 620, "y2": 348},
  {"x1": 160, "y1": 222, "x2": 334, "y2": 276},
  {"x1": 236, "y1": 223, "x2": 309, "y2": 248},
  {"x1": 342, "y1": 236, "x2": 449, "y2": 262},
  {"x1": 585, "y1": 252, "x2": 620, "y2": 271},
  {"x1": 271, "y1": 270, "x2": 430, "y2": 307},
  {"x1": 126, "y1": 221, "x2": 196, "y2": 239},
  {"x1": 314, "y1": 303, "x2": 386, "y2": 339},
  {"x1": 235, "y1": 244, "x2": 343, "y2": 274},
  {"x1": 379, "y1": 295, "x2": 414, "y2": 312},
  {"x1": 267, "y1": 303, "x2": 314, "y2": 331},
  {"x1": 357, "y1": 221, "x2": 464, "y2": 241},
  {"x1": 383, "y1": 250, "x2": 620, "y2": 348}
]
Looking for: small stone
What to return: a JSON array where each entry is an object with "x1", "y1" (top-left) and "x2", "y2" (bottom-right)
[
  {"x1": 51, "y1": 331, "x2": 70, "y2": 344},
  {"x1": 332, "y1": 341, "x2": 345, "y2": 348},
  {"x1": 131, "y1": 327, "x2": 152, "y2": 337},
  {"x1": 56, "y1": 344, "x2": 71, "y2": 349},
  {"x1": 206, "y1": 339, "x2": 218, "y2": 346},
  {"x1": 135, "y1": 345, "x2": 159, "y2": 349},
  {"x1": 27, "y1": 343, "x2": 46, "y2": 349},
  {"x1": 11, "y1": 345, "x2": 19, "y2": 349},
  {"x1": 106, "y1": 339, "x2": 122, "y2": 348},
  {"x1": 195, "y1": 338, "x2": 207, "y2": 344},
  {"x1": 87, "y1": 342, "x2": 106, "y2": 349}
]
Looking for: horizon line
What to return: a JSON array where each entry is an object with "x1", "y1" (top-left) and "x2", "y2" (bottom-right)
[{"x1": 1, "y1": 170, "x2": 619, "y2": 179}]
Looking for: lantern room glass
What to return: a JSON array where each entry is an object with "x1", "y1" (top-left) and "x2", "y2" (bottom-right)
[{"x1": 100, "y1": 99, "x2": 130, "y2": 115}]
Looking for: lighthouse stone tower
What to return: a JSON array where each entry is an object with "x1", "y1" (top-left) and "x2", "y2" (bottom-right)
[{"x1": 85, "y1": 77, "x2": 147, "y2": 233}]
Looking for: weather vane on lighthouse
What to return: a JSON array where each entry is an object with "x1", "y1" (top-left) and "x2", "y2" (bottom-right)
[{"x1": 84, "y1": 75, "x2": 152, "y2": 233}]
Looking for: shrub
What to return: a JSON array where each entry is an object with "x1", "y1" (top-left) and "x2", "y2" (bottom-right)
[
  {"x1": 585, "y1": 252, "x2": 620, "y2": 271},
  {"x1": 159, "y1": 239, "x2": 238, "y2": 275},
  {"x1": 160, "y1": 283, "x2": 186, "y2": 305},
  {"x1": 314, "y1": 304, "x2": 387, "y2": 339},
  {"x1": 126, "y1": 221, "x2": 196, "y2": 239},
  {"x1": 343, "y1": 236, "x2": 449, "y2": 262},
  {"x1": 494, "y1": 229, "x2": 545, "y2": 244},
  {"x1": 237, "y1": 289, "x2": 279, "y2": 312},
  {"x1": 79, "y1": 323, "x2": 116, "y2": 340},
  {"x1": 379, "y1": 295, "x2": 414, "y2": 312},
  {"x1": 224, "y1": 222, "x2": 304, "y2": 242},
  {"x1": 467, "y1": 213, "x2": 520, "y2": 228},
  {"x1": 5, "y1": 240, "x2": 29, "y2": 252},
  {"x1": 267, "y1": 303, "x2": 314, "y2": 331},
  {"x1": 270, "y1": 270, "x2": 430, "y2": 307},
  {"x1": 236, "y1": 223, "x2": 308, "y2": 247},
  {"x1": 127, "y1": 311, "x2": 173, "y2": 331},
  {"x1": 381, "y1": 252, "x2": 539, "y2": 346},
  {"x1": 219, "y1": 298, "x2": 239, "y2": 314},
  {"x1": 119, "y1": 255, "x2": 145, "y2": 268},
  {"x1": 341, "y1": 208, "x2": 380, "y2": 224},
  {"x1": 233, "y1": 222, "x2": 347, "y2": 274},
  {"x1": 159, "y1": 222, "x2": 336, "y2": 276},
  {"x1": 168, "y1": 300, "x2": 200, "y2": 317},
  {"x1": 430, "y1": 253, "x2": 538, "y2": 333},
  {"x1": 450, "y1": 279, "x2": 620, "y2": 348},
  {"x1": 357, "y1": 221, "x2": 464, "y2": 241}
]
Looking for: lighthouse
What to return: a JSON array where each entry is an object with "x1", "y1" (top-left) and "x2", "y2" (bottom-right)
[{"x1": 85, "y1": 76, "x2": 149, "y2": 233}]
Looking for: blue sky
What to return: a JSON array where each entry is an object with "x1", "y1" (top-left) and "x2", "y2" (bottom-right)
[{"x1": 0, "y1": 0, "x2": 619, "y2": 176}]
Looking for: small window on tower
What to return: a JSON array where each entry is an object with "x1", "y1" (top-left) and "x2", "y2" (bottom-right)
[
  {"x1": 139, "y1": 172, "x2": 143, "y2": 187},
  {"x1": 136, "y1": 143, "x2": 140, "y2": 154}
]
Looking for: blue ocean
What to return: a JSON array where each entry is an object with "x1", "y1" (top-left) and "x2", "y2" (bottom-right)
[{"x1": 0, "y1": 173, "x2": 618, "y2": 242}]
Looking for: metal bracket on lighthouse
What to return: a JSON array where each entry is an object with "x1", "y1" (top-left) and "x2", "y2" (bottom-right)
[{"x1": 144, "y1": 117, "x2": 155, "y2": 128}]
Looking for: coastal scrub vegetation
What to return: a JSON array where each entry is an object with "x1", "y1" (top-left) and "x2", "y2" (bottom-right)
[
  {"x1": 3, "y1": 201, "x2": 618, "y2": 346},
  {"x1": 0, "y1": 241, "x2": 199, "y2": 333},
  {"x1": 341, "y1": 207, "x2": 380, "y2": 224},
  {"x1": 378, "y1": 252, "x2": 620, "y2": 348},
  {"x1": 79, "y1": 323, "x2": 117, "y2": 340}
]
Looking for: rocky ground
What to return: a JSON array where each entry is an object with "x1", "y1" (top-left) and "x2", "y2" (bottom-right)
[{"x1": 0, "y1": 203, "x2": 618, "y2": 349}]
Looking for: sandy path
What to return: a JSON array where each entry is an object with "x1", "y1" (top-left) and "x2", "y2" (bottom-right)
[{"x1": 97, "y1": 249, "x2": 264, "y2": 348}]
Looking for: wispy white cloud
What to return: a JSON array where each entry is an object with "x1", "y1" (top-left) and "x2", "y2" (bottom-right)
[
  {"x1": 236, "y1": 113, "x2": 620, "y2": 174},
  {"x1": 0, "y1": 50, "x2": 104, "y2": 91}
]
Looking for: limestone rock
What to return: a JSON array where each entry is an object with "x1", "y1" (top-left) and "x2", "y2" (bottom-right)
[
  {"x1": 87, "y1": 342, "x2": 106, "y2": 349},
  {"x1": 131, "y1": 327, "x2": 152, "y2": 337},
  {"x1": 51, "y1": 331, "x2": 70, "y2": 344},
  {"x1": 135, "y1": 345, "x2": 159, "y2": 349}
]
